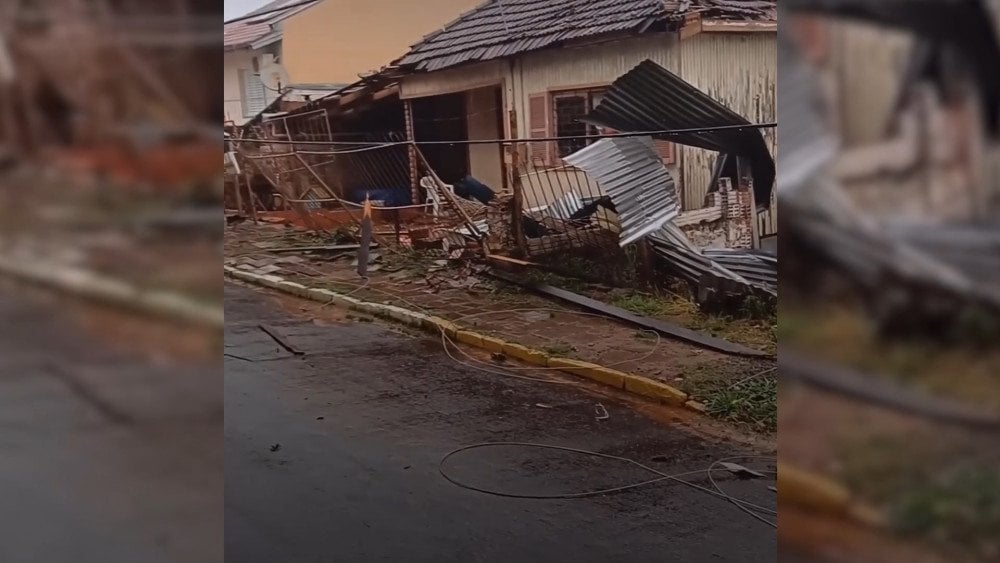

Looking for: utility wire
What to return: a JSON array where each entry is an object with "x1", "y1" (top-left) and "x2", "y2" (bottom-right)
[
  {"x1": 233, "y1": 122, "x2": 778, "y2": 147},
  {"x1": 439, "y1": 443, "x2": 776, "y2": 527}
]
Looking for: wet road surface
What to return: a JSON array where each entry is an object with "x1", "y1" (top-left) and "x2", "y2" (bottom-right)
[
  {"x1": 225, "y1": 282, "x2": 776, "y2": 562},
  {"x1": 0, "y1": 281, "x2": 222, "y2": 562}
]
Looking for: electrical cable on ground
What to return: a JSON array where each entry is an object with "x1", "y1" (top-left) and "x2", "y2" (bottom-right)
[
  {"x1": 439, "y1": 443, "x2": 776, "y2": 527},
  {"x1": 231, "y1": 254, "x2": 778, "y2": 528}
]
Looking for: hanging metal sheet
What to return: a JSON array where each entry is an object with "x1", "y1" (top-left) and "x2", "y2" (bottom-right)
[
  {"x1": 583, "y1": 59, "x2": 776, "y2": 208},
  {"x1": 563, "y1": 137, "x2": 679, "y2": 246}
]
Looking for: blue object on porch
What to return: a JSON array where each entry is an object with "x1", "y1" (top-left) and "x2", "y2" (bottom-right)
[{"x1": 455, "y1": 176, "x2": 496, "y2": 204}]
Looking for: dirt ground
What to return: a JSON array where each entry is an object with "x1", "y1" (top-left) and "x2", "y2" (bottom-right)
[{"x1": 225, "y1": 220, "x2": 777, "y2": 432}]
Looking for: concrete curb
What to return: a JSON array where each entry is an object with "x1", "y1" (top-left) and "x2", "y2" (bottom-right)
[
  {"x1": 0, "y1": 255, "x2": 224, "y2": 329},
  {"x1": 778, "y1": 463, "x2": 886, "y2": 529},
  {"x1": 224, "y1": 266, "x2": 700, "y2": 413}
]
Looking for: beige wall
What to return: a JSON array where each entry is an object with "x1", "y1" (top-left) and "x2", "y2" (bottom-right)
[
  {"x1": 466, "y1": 86, "x2": 505, "y2": 191},
  {"x1": 224, "y1": 49, "x2": 283, "y2": 125},
  {"x1": 281, "y1": 0, "x2": 482, "y2": 85}
]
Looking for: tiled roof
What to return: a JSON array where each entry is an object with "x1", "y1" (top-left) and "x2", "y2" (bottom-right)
[
  {"x1": 395, "y1": 0, "x2": 775, "y2": 72},
  {"x1": 224, "y1": 0, "x2": 319, "y2": 49}
]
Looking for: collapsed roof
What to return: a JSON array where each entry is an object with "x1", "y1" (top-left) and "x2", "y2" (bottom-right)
[{"x1": 584, "y1": 60, "x2": 775, "y2": 208}]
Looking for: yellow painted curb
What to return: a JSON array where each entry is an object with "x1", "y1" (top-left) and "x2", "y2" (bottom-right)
[
  {"x1": 454, "y1": 330, "x2": 483, "y2": 347},
  {"x1": 624, "y1": 375, "x2": 689, "y2": 405},
  {"x1": 778, "y1": 463, "x2": 850, "y2": 515},
  {"x1": 684, "y1": 399, "x2": 707, "y2": 413},
  {"x1": 502, "y1": 342, "x2": 549, "y2": 365},
  {"x1": 548, "y1": 357, "x2": 626, "y2": 389},
  {"x1": 479, "y1": 335, "x2": 507, "y2": 354},
  {"x1": 224, "y1": 267, "x2": 711, "y2": 417},
  {"x1": 778, "y1": 463, "x2": 887, "y2": 528}
]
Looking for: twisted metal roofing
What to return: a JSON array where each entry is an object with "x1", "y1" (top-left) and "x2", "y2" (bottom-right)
[
  {"x1": 563, "y1": 136, "x2": 680, "y2": 246},
  {"x1": 584, "y1": 60, "x2": 776, "y2": 209}
]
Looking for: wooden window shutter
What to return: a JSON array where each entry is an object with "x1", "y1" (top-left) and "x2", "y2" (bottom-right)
[
  {"x1": 528, "y1": 94, "x2": 550, "y2": 166},
  {"x1": 654, "y1": 139, "x2": 676, "y2": 165}
]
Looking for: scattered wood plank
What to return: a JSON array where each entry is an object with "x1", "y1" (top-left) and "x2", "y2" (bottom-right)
[{"x1": 258, "y1": 323, "x2": 305, "y2": 356}]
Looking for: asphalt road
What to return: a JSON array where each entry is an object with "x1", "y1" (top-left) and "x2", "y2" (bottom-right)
[
  {"x1": 225, "y1": 282, "x2": 776, "y2": 562},
  {"x1": 0, "y1": 281, "x2": 222, "y2": 563}
]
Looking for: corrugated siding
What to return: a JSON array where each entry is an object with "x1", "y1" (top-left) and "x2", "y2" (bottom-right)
[
  {"x1": 516, "y1": 35, "x2": 682, "y2": 136},
  {"x1": 678, "y1": 32, "x2": 776, "y2": 211},
  {"x1": 828, "y1": 22, "x2": 912, "y2": 147}
]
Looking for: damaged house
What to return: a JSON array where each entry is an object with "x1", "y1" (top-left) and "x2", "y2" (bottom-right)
[
  {"x1": 232, "y1": 0, "x2": 778, "y2": 300},
  {"x1": 389, "y1": 0, "x2": 777, "y2": 248}
]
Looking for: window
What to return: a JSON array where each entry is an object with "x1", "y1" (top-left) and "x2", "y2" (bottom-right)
[
  {"x1": 552, "y1": 90, "x2": 605, "y2": 157},
  {"x1": 528, "y1": 87, "x2": 675, "y2": 167},
  {"x1": 240, "y1": 69, "x2": 268, "y2": 118}
]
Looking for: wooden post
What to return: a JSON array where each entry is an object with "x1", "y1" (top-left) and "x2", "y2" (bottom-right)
[
  {"x1": 510, "y1": 145, "x2": 529, "y2": 257},
  {"x1": 404, "y1": 99, "x2": 419, "y2": 204},
  {"x1": 232, "y1": 172, "x2": 243, "y2": 216}
]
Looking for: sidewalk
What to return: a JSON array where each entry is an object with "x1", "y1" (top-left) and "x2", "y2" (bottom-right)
[{"x1": 225, "y1": 221, "x2": 777, "y2": 431}]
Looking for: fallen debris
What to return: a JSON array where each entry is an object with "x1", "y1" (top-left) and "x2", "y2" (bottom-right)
[
  {"x1": 489, "y1": 270, "x2": 770, "y2": 358},
  {"x1": 258, "y1": 323, "x2": 305, "y2": 356}
]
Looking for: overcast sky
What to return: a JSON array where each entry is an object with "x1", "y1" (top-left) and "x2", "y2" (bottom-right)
[{"x1": 225, "y1": 0, "x2": 270, "y2": 21}]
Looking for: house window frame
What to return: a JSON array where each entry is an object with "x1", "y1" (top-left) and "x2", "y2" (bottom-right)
[{"x1": 550, "y1": 87, "x2": 609, "y2": 159}]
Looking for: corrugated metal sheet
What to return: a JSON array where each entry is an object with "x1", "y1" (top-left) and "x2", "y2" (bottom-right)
[
  {"x1": 703, "y1": 249, "x2": 778, "y2": 290},
  {"x1": 677, "y1": 33, "x2": 776, "y2": 211},
  {"x1": 395, "y1": 0, "x2": 775, "y2": 73},
  {"x1": 584, "y1": 59, "x2": 775, "y2": 209},
  {"x1": 647, "y1": 223, "x2": 777, "y2": 294},
  {"x1": 563, "y1": 136, "x2": 679, "y2": 246}
]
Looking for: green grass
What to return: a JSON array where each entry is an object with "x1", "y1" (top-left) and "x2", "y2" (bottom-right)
[
  {"x1": 611, "y1": 290, "x2": 776, "y2": 354},
  {"x1": 610, "y1": 293, "x2": 669, "y2": 317},
  {"x1": 700, "y1": 377, "x2": 777, "y2": 432},
  {"x1": 678, "y1": 361, "x2": 777, "y2": 432},
  {"x1": 892, "y1": 466, "x2": 1000, "y2": 555},
  {"x1": 836, "y1": 434, "x2": 1000, "y2": 559}
]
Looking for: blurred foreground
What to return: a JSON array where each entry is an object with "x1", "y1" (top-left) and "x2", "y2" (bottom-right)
[
  {"x1": 0, "y1": 2, "x2": 221, "y2": 561},
  {"x1": 780, "y1": 5, "x2": 1000, "y2": 562}
]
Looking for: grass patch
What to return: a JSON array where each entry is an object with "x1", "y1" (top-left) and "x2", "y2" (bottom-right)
[
  {"x1": 611, "y1": 290, "x2": 776, "y2": 354},
  {"x1": 679, "y1": 360, "x2": 777, "y2": 432},
  {"x1": 837, "y1": 434, "x2": 1000, "y2": 559},
  {"x1": 700, "y1": 377, "x2": 777, "y2": 432},
  {"x1": 892, "y1": 466, "x2": 1000, "y2": 556},
  {"x1": 610, "y1": 293, "x2": 669, "y2": 317}
]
